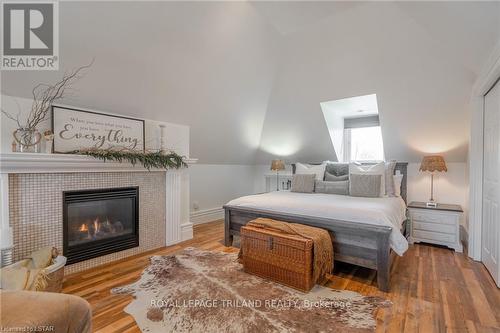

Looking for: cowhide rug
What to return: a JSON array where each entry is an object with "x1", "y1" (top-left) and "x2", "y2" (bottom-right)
[{"x1": 112, "y1": 247, "x2": 390, "y2": 333}]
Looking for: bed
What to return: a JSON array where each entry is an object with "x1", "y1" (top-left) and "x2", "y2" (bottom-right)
[{"x1": 223, "y1": 162, "x2": 408, "y2": 292}]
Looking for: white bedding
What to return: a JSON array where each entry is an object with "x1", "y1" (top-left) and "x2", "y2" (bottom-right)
[{"x1": 226, "y1": 191, "x2": 408, "y2": 256}]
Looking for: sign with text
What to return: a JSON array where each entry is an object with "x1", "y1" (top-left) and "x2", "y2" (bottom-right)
[
  {"x1": 1, "y1": 1, "x2": 59, "y2": 70},
  {"x1": 52, "y1": 106, "x2": 145, "y2": 153}
]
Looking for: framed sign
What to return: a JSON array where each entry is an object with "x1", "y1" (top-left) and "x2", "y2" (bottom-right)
[{"x1": 52, "y1": 106, "x2": 145, "y2": 152}]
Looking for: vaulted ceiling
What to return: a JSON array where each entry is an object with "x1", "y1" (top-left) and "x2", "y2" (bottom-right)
[{"x1": 2, "y1": 1, "x2": 499, "y2": 163}]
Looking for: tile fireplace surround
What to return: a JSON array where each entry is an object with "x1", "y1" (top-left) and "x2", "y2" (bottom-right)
[{"x1": 0, "y1": 153, "x2": 197, "y2": 274}]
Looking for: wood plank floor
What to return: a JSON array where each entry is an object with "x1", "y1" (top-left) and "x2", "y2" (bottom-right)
[{"x1": 63, "y1": 221, "x2": 500, "y2": 333}]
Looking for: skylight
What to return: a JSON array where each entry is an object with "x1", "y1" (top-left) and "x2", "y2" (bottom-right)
[{"x1": 320, "y1": 94, "x2": 384, "y2": 162}]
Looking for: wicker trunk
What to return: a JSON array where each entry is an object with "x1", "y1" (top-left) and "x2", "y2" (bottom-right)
[{"x1": 240, "y1": 225, "x2": 314, "y2": 292}]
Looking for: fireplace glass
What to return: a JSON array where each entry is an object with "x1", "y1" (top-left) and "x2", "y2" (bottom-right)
[{"x1": 63, "y1": 187, "x2": 139, "y2": 264}]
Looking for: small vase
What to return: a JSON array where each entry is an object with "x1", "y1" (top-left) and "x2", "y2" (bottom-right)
[
  {"x1": 13, "y1": 128, "x2": 42, "y2": 153},
  {"x1": 45, "y1": 139, "x2": 53, "y2": 154}
]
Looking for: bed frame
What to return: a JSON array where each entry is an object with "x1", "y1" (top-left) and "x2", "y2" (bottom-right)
[{"x1": 223, "y1": 162, "x2": 408, "y2": 292}]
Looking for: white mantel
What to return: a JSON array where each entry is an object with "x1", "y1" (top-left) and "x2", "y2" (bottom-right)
[
  {"x1": 0, "y1": 153, "x2": 197, "y2": 173},
  {"x1": 0, "y1": 152, "x2": 198, "y2": 266}
]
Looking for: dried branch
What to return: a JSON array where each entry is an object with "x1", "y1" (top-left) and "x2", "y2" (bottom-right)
[
  {"x1": 26, "y1": 59, "x2": 94, "y2": 130},
  {"x1": 1, "y1": 108, "x2": 22, "y2": 128},
  {"x1": 1, "y1": 60, "x2": 94, "y2": 130}
]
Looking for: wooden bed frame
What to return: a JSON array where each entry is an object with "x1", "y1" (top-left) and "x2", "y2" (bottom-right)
[{"x1": 223, "y1": 162, "x2": 408, "y2": 292}]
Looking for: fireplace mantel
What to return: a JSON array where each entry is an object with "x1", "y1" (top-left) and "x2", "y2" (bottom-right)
[
  {"x1": 0, "y1": 153, "x2": 198, "y2": 174},
  {"x1": 0, "y1": 152, "x2": 197, "y2": 269}
]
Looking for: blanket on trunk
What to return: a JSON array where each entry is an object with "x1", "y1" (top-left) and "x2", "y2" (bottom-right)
[{"x1": 240, "y1": 218, "x2": 333, "y2": 284}]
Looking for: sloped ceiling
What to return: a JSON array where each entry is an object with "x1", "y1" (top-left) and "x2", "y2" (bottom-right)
[{"x1": 2, "y1": 1, "x2": 499, "y2": 164}]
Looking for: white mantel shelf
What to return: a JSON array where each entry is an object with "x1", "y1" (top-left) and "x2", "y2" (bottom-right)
[{"x1": 0, "y1": 153, "x2": 198, "y2": 174}]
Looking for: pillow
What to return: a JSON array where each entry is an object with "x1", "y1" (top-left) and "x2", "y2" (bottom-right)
[
  {"x1": 385, "y1": 161, "x2": 397, "y2": 196},
  {"x1": 295, "y1": 162, "x2": 326, "y2": 181},
  {"x1": 315, "y1": 180, "x2": 349, "y2": 195},
  {"x1": 324, "y1": 171, "x2": 349, "y2": 182},
  {"x1": 349, "y1": 174, "x2": 382, "y2": 198},
  {"x1": 349, "y1": 162, "x2": 385, "y2": 197},
  {"x1": 28, "y1": 246, "x2": 55, "y2": 269},
  {"x1": 291, "y1": 174, "x2": 316, "y2": 193},
  {"x1": 393, "y1": 174, "x2": 404, "y2": 197},
  {"x1": 324, "y1": 162, "x2": 349, "y2": 177}
]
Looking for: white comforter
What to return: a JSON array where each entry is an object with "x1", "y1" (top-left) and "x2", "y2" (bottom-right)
[{"x1": 226, "y1": 191, "x2": 408, "y2": 256}]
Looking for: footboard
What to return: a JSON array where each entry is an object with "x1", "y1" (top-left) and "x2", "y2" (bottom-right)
[{"x1": 223, "y1": 205, "x2": 393, "y2": 292}]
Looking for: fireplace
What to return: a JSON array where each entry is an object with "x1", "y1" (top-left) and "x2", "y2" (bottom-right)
[{"x1": 63, "y1": 187, "x2": 139, "y2": 264}]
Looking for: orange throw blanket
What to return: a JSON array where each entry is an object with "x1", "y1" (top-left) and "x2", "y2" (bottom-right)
[{"x1": 242, "y1": 218, "x2": 334, "y2": 284}]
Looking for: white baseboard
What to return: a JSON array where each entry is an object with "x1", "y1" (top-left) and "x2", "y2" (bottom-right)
[
  {"x1": 181, "y1": 222, "x2": 193, "y2": 241},
  {"x1": 190, "y1": 207, "x2": 224, "y2": 225}
]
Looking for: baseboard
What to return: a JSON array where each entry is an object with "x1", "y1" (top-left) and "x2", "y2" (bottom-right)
[
  {"x1": 181, "y1": 222, "x2": 193, "y2": 241},
  {"x1": 190, "y1": 207, "x2": 224, "y2": 225}
]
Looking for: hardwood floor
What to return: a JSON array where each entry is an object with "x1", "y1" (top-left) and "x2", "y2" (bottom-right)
[{"x1": 63, "y1": 221, "x2": 500, "y2": 333}]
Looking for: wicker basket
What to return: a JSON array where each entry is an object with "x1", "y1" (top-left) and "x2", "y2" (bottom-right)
[
  {"x1": 240, "y1": 225, "x2": 314, "y2": 292},
  {"x1": 3, "y1": 255, "x2": 66, "y2": 292}
]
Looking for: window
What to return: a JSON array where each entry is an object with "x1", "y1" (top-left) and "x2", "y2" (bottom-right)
[
  {"x1": 343, "y1": 126, "x2": 384, "y2": 162},
  {"x1": 320, "y1": 94, "x2": 385, "y2": 162}
]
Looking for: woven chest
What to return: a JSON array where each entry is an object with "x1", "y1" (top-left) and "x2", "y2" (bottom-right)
[{"x1": 240, "y1": 224, "x2": 314, "y2": 292}]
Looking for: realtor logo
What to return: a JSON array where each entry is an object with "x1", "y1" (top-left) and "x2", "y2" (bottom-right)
[{"x1": 1, "y1": 1, "x2": 59, "y2": 70}]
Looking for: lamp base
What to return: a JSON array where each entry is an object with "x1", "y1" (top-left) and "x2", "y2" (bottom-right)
[{"x1": 426, "y1": 201, "x2": 437, "y2": 208}]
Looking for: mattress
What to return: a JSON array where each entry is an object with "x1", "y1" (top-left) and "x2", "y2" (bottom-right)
[{"x1": 226, "y1": 191, "x2": 408, "y2": 256}]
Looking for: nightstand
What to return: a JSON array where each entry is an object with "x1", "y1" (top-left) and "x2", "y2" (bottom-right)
[{"x1": 408, "y1": 201, "x2": 463, "y2": 252}]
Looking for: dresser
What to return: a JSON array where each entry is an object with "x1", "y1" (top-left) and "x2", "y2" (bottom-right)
[{"x1": 408, "y1": 201, "x2": 463, "y2": 252}]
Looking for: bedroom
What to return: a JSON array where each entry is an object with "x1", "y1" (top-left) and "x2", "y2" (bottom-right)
[{"x1": 0, "y1": 1, "x2": 498, "y2": 332}]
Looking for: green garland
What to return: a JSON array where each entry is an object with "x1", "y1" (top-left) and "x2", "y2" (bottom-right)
[{"x1": 68, "y1": 149, "x2": 188, "y2": 170}]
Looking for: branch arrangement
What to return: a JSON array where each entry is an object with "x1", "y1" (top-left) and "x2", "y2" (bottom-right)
[
  {"x1": 1, "y1": 60, "x2": 94, "y2": 130},
  {"x1": 67, "y1": 148, "x2": 188, "y2": 170}
]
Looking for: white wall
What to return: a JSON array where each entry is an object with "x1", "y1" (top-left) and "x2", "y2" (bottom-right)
[
  {"x1": 255, "y1": 2, "x2": 499, "y2": 164},
  {"x1": 189, "y1": 164, "x2": 259, "y2": 223}
]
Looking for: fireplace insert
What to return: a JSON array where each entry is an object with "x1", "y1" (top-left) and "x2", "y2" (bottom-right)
[{"x1": 63, "y1": 187, "x2": 139, "y2": 264}]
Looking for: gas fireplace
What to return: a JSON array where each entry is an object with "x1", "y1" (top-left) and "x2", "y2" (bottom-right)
[{"x1": 63, "y1": 187, "x2": 139, "y2": 264}]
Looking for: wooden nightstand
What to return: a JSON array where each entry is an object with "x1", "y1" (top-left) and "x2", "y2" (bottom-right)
[{"x1": 407, "y1": 201, "x2": 463, "y2": 252}]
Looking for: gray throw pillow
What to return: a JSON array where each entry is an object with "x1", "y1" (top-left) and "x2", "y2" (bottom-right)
[
  {"x1": 349, "y1": 174, "x2": 382, "y2": 198},
  {"x1": 385, "y1": 160, "x2": 397, "y2": 196},
  {"x1": 325, "y1": 163, "x2": 349, "y2": 177},
  {"x1": 324, "y1": 171, "x2": 349, "y2": 182},
  {"x1": 315, "y1": 180, "x2": 349, "y2": 195},
  {"x1": 291, "y1": 174, "x2": 316, "y2": 193}
]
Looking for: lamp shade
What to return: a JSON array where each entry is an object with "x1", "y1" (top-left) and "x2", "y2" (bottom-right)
[
  {"x1": 270, "y1": 159, "x2": 285, "y2": 171},
  {"x1": 419, "y1": 155, "x2": 447, "y2": 172}
]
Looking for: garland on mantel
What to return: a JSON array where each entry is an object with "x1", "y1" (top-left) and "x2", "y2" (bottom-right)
[{"x1": 67, "y1": 148, "x2": 188, "y2": 170}]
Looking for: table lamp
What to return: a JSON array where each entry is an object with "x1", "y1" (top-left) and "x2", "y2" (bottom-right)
[
  {"x1": 270, "y1": 160, "x2": 285, "y2": 191},
  {"x1": 419, "y1": 155, "x2": 447, "y2": 207}
]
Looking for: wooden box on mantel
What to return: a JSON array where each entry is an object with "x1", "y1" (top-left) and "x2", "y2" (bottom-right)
[{"x1": 240, "y1": 224, "x2": 314, "y2": 292}]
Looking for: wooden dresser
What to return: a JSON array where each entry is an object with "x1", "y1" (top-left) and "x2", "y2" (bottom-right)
[{"x1": 408, "y1": 201, "x2": 463, "y2": 252}]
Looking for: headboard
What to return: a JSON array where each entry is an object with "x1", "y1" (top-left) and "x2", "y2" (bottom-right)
[{"x1": 291, "y1": 162, "x2": 408, "y2": 204}]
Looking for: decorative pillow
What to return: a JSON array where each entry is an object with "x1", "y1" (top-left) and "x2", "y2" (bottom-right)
[
  {"x1": 291, "y1": 174, "x2": 316, "y2": 193},
  {"x1": 349, "y1": 162, "x2": 385, "y2": 197},
  {"x1": 349, "y1": 174, "x2": 382, "y2": 198},
  {"x1": 28, "y1": 246, "x2": 55, "y2": 269},
  {"x1": 315, "y1": 180, "x2": 349, "y2": 195},
  {"x1": 385, "y1": 161, "x2": 397, "y2": 196},
  {"x1": 324, "y1": 162, "x2": 349, "y2": 177},
  {"x1": 295, "y1": 163, "x2": 326, "y2": 181},
  {"x1": 324, "y1": 171, "x2": 349, "y2": 182},
  {"x1": 393, "y1": 174, "x2": 404, "y2": 197}
]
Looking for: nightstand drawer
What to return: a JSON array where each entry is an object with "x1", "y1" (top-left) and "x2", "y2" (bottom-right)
[
  {"x1": 413, "y1": 221, "x2": 455, "y2": 234},
  {"x1": 411, "y1": 210, "x2": 456, "y2": 225},
  {"x1": 413, "y1": 230, "x2": 456, "y2": 243}
]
